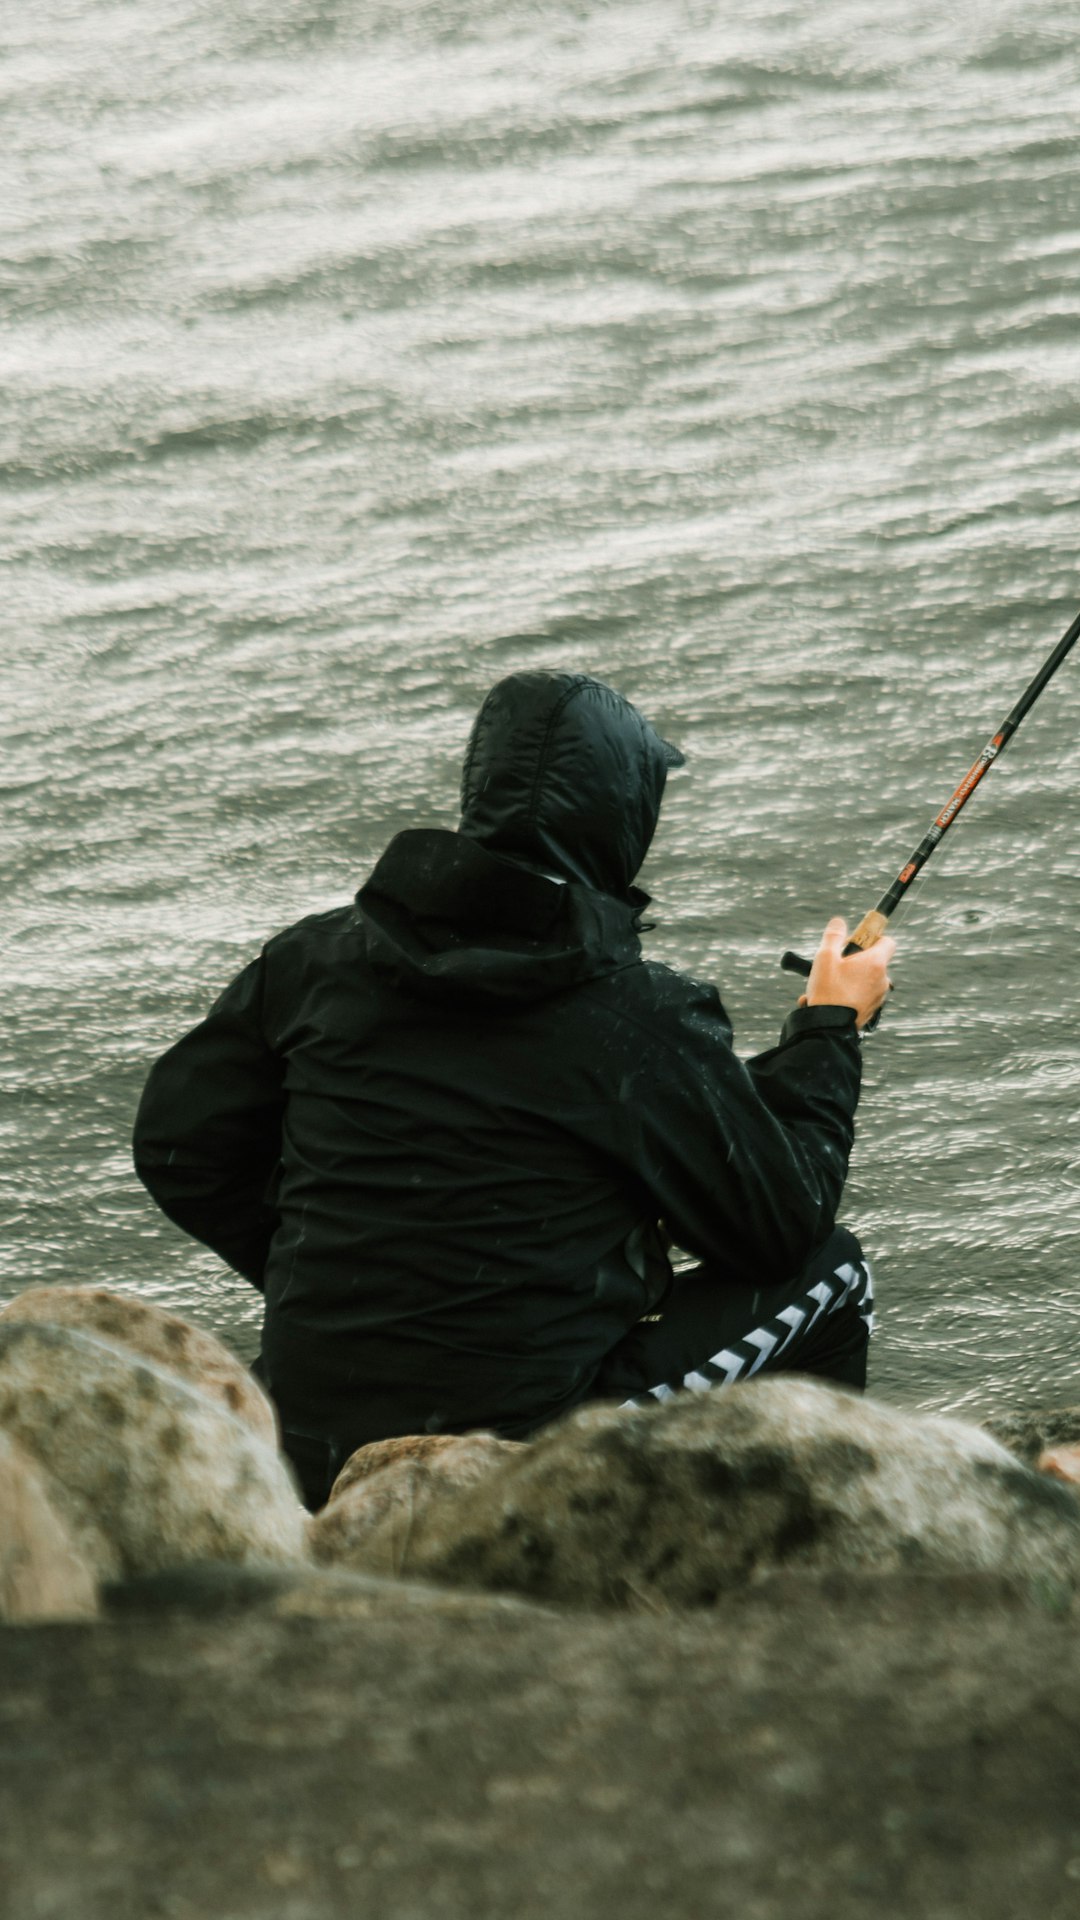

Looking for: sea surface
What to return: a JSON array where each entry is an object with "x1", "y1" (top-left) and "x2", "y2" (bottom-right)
[{"x1": 3, "y1": 0, "x2": 1080, "y2": 1420}]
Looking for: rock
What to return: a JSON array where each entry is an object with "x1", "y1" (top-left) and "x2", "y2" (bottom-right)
[
  {"x1": 312, "y1": 1432, "x2": 524, "y2": 1575},
  {"x1": 104, "y1": 1561, "x2": 551, "y2": 1624},
  {"x1": 0, "y1": 1285, "x2": 277, "y2": 1447},
  {"x1": 0, "y1": 1321, "x2": 307, "y2": 1583},
  {"x1": 364, "y1": 1378, "x2": 1080, "y2": 1610},
  {"x1": 4, "y1": 1566, "x2": 1080, "y2": 1920},
  {"x1": 0, "y1": 1431, "x2": 98, "y2": 1623},
  {"x1": 327, "y1": 1429, "x2": 523, "y2": 1504},
  {"x1": 1038, "y1": 1446, "x2": 1080, "y2": 1488},
  {"x1": 984, "y1": 1403, "x2": 1080, "y2": 1465},
  {"x1": 309, "y1": 1462, "x2": 438, "y2": 1575}
]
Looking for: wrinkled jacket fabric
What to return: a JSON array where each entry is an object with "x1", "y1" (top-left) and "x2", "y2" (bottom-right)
[{"x1": 133, "y1": 672, "x2": 862, "y2": 1450}]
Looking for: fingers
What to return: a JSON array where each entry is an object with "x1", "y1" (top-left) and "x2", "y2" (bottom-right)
[
  {"x1": 818, "y1": 922, "x2": 896, "y2": 961},
  {"x1": 803, "y1": 915, "x2": 898, "y2": 1029},
  {"x1": 819, "y1": 916, "x2": 848, "y2": 953}
]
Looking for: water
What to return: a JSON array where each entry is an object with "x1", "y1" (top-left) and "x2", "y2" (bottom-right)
[{"x1": 3, "y1": 0, "x2": 1080, "y2": 1421}]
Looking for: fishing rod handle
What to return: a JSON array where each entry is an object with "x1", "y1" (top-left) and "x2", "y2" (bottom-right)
[{"x1": 780, "y1": 907, "x2": 891, "y2": 978}]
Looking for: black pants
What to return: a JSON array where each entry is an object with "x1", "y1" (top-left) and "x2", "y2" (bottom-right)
[
  {"x1": 267, "y1": 1226, "x2": 873, "y2": 1510},
  {"x1": 590, "y1": 1225, "x2": 874, "y2": 1407}
]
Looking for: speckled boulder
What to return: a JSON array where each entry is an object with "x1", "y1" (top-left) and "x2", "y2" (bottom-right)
[
  {"x1": 105, "y1": 1561, "x2": 550, "y2": 1625},
  {"x1": 1039, "y1": 1447, "x2": 1080, "y2": 1488},
  {"x1": 327, "y1": 1430, "x2": 524, "y2": 1505},
  {"x1": 312, "y1": 1433, "x2": 525, "y2": 1575},
  {"x1": 984, "y1": 1404, "x2": 1080, "y2": 1466},
  {"x1": 0, "y1": 1430, "x2": 98, "y2": 1623},
  {"x1": 0, "y1": 1321, "x2": 307, "y2": 1583},
  {"x1": 0, "y1": 1286, "x2": 276, "y2": 1447},
  {"x1": 361, "y1": 1378, "x2": 1080, "y2": 1611}
]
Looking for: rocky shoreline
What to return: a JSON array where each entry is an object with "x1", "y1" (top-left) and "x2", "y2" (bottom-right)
[
  {"x1": 5, "y1": 1564, "x2": 1080, "y2": 1919},
  {"x1": 2, "y1": 1286, "x2": 1080, "y2": 1918}
]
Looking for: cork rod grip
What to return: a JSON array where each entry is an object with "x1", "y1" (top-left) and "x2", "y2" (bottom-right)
[{"x1": 844, "y1": 909, "x2": 890, "y2": 954}]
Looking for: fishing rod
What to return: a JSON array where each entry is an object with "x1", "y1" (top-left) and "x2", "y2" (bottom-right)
[{"x1": 781, "y1": 605, "x2": 1080, "y2": 984}]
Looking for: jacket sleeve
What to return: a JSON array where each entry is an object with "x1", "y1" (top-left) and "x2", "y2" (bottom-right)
[
  {"x1": 132, "y1": 954, "x2": 285, "y2": 1288},
  {"x1": 605, "y1": 979, "x2": 862, "y2": 1284}
]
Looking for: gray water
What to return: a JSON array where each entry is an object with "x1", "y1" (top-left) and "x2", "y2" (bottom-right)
[{"x1": 3, "y1": 0, "x2": 1080, "y2": 1421}]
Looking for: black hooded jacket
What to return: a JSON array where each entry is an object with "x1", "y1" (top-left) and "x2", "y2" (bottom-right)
[{"x1": 133, "y1": 672, "x2": 862, "y2": 1447}]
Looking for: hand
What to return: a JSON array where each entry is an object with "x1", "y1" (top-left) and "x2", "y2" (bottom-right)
[{"x1": 798, "y1": 916, "x2": 896, "y2": 1031}]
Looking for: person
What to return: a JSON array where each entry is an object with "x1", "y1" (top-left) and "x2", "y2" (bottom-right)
[{"x1": 133, "y1": 670, "x2": 895, "y2": 1509}]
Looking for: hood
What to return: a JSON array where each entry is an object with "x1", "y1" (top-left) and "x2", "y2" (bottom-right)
[
  {"x1": 458, "y1": 671, "x2": 683, "y2": 898},
  {"x1": 356, "y1": 829, "x2": 644, "y2": 1007}
]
